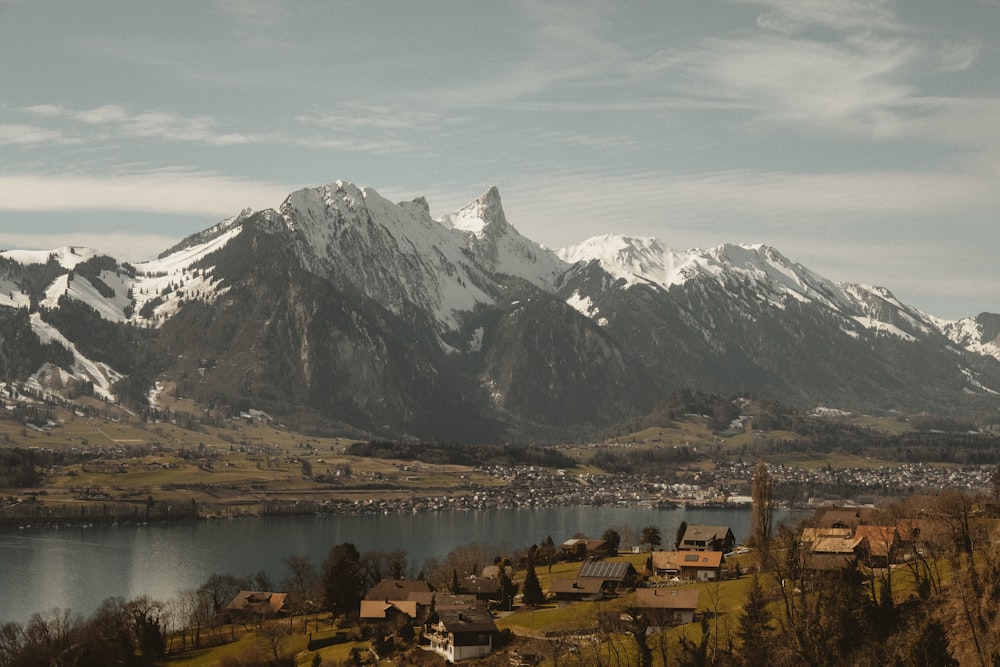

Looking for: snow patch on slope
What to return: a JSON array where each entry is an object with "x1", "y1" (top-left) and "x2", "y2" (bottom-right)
[
  {"x1": 28, "y1": 313, "x2": 123, "y2": 400},
  {"x1": 935, "y1": 316, "x2": 1000, "y2": 362},
  {"x1": 281, "y1": 181, "x2": 497, "y2": 331}
]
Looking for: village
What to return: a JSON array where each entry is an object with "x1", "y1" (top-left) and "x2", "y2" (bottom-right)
[{"x1": 184, "y1": 492, "x2": 985, "y2": 667}]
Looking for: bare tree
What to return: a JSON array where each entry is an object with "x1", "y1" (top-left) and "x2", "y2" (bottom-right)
[{"x1": 750, "y1": 460, "x2": 774, "y2": 572}]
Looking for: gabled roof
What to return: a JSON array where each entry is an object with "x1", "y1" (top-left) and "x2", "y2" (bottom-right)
[
  {"x1": 427, "y1": 593, "x2": 478, "y2": 611},
  {"x1": 435, "y1": 608, "x2": 498, "y2": 634},
  {"x1": 812, "y1": 534, "x2": 861, "y2": 555},
  {"x1": 681, "y1": 525, "x2": 733, "y2": 543},
  {"x1": 365, "y1": 579, "x2": 433, "y2": 602},
  {"x1": 561, "y1": 537, "x2": 607, "y2": 552},
  {"x1": 577, "y1": 559, "x2": 635, "y2": 581},
  {"x1": 678, "y1": 551, "x2": 725, "y2": 569},
  {"x1": 226, "y1": 591, "x2": 288, "y2": 614},
  {"x1": 458, "y1": 576, "x2": 500, "y2": 595},
  {"x1": 635, "y1": 588, "x2": 700, "y2": 610},
  {"x1": 801, "y1": 527, "x2": 853, "y2": 543},
  {"x1": 651, "y1": 551, "x2": 681, "y2": 571},
  {"x1": 360, "y1": 600, "x2": 418, "y2": 619},
  {"x1": 813, "y1": 507, "x2": 876, "y2": 529},
  {"x1": 549, "y1": 578, "x2": 604, "y2": 595},
  {"x1": 854, "y1": 525, "x2": 898, "y2": 557}
]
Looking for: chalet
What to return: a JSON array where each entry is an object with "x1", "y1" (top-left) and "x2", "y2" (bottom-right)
[
  {"x1": 361, "y1": 579, "x2": 436, "y2": 626},
  {"x1": 550, "y1": 560, "x2": 637, "y2": 602},
  {"x1": 456, "y1": 575, "x2": 500, "y2": 602},
  {"x1": 226, "y1": 591, "x2": 288, "y2": 618},
  {"x1": 576, "y1": 559, "x2": 637, "y2": 591},
  {"x1": 359, "y1": 600, "x2": 418, "y2": 627},
  {"x1": 651, "y1": 551, "x2": 726, "y2": 582},
  {"x1": 366, "y1": 579, "x2": 433, "y2": 602},
  {"x1": 679, "y1": 525, "x2": 736, "y2": 553},
  {"x1": 549, "y1": 577, "x2": 605, "y2": 602},
  {"x1": 635, "y1": 588, "x2": 700, "y2": 626},
  {"x1": 560, "y1": 537, "x2": 609, "y2": 560},
  {"x1": 813, "y1": 507, "x2": 876, "y2": 530},
  {"x1": 425, "y1": 608, "x2": 498, "y2": 662},
  {"x1": 803, "y1": 527, "x2": 859, "y2": 556},
  {"x1": 854, "y1": 525, "x2": 901, "y2": 567},
  {"x1": 650, "y1": 551, "x2": 681, "y2": 577},
  {"x1": 679, "y1": 551, "x2": 725, "y2": 581}
]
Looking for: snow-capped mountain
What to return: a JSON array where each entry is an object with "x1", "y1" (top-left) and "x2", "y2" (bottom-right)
[{"x1": 1, "y1": 180, "x2": 997, "y2": 441}]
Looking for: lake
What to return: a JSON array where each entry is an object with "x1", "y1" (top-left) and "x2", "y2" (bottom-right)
[{"x1": 0, "y1": 505, "x2": 790, "y2": 625}]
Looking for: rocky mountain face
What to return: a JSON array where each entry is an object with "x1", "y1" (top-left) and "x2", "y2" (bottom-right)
[{"x1": 1, "y1": 180, "x2": 998, "y2": 441}]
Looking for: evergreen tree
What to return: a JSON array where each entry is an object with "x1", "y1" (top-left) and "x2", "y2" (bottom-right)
[
  {"x1": 522, "y1": 548, "x2": 545, "y2": 606},
  {"x1": 322, "y1": 542, "x2": 363, "y2": 617},
  {"x1": 736, "y1": 574, "x2": 772, "y2": 666},
  {"x1": 495, "y1": 560, "x2": 518, "y2": 611},
  {"x1": 602, "y1": 528, "x2": 622, "y2": 554},
  {"x1": 906, "y1": 618, "x2": 958, "y2": 667},
  {"x1": 675, "y1": 520, "x2": 688, "y2": 550},
  {"x1": 641, "y1": 525, "x2": 662, "y2": 551}
]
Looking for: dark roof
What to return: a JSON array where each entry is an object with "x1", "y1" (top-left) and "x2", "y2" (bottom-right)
[
  {"x1": 427, "y1": 593, "x2": 478, "y2": 611},
  {"x1": 577, "y1": 560, "x2": 635, "y2": 581},
  {"x1": 435, "y1": 608, "x2": 498, "y2": 634},
  {"x1": 226, "y1": 591, "x2": 288, "y2": 613},
  {"x1": 365, "y1": 579, "x2": 433, "y2": 601},
  {"x1": 682, "y1": 525, "x2": 734, "y2": 542},
  {"x1": 549, "y1": 578, "x2": 604, "y2": 595},
  {"x1": 457, "y1": 576, "x2": 500, "y2": 595}
]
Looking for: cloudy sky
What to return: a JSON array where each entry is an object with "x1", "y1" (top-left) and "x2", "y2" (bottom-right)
[{"x1": 1, "y1": 0, "x2": 997, "y2": 319}]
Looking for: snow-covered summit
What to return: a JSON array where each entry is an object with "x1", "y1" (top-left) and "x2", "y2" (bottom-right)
[
  {"x1": 437, "y1": 186, "x2": 508, "y2": 236},
  {"x1": 1, "y1": 245, "x2": 102, "y2": 270}
]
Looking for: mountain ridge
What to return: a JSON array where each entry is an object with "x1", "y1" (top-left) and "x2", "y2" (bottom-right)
[{"x1": 1, "y1": 180, "x2": 997, "y2": 441}]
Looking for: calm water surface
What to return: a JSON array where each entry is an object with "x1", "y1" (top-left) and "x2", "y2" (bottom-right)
[{"x1": 0, "y1": 506, "x2": 788, "y2": 624}]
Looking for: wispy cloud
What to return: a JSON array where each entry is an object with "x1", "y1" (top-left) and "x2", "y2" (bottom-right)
[
  {"x1": 0, "y1": 124, "x2": 76, "y2": 146},
  {"x1": 499, "y1": 165, "x2": 995, "y2": 250},
  {"x1": 635, "y1": 0, "x2": 984, "y2": 142},
  {"x1": 20, "y1": 104, "x2": 263, "y2": 146}
]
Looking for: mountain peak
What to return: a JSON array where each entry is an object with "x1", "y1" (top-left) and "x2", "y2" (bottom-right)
[{"x1": 437, "y1": 186, "x2": 508, "y2": 236}]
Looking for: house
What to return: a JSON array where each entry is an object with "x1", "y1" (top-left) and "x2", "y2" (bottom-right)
[
  {"x1": 456, "y1": 575, "x2": 500, "y2": 602},
  {"x1": 359, "y1": 600, "x2": 418, "y2": 626},
  {"x1": 366, "y1": 579, "x2": 433, "y2": 602},
  {"x1": 226, "y1": 591, "x2": 288, "y2": 618},
  {"x1": 677, "y1": 551, "x2": 726, "y2": 581},
  {"x1": 854, "y1": 525, "x2": 901, "y2": 567},
  {"x1": 550, "y1": 559, "x2": 638, "y2": 601},
  {"x1": 813, "y1": 507, "x2": 876, "y2": 530},
  {"x1": 549, "y1": 577, "x2": 605, "y2": 602},
  {"x1": 576, "y1": 559, "x2": 637, "y2": 591},
  {"x1": 650, "y1": 551, "x2": 725, "y2": 581},
  {"x1": 425, "y1": 608, "x2": 498, "y2": 662},
  {"x1": 635, "y1": 588, "x2": 700, "y2": 626},
  {"x1": 560, "y1": 537, "x2": 609, "y2": 560},
  {"x1": 803, "y1": 527, "x2": 860, "y2": 556},
  {"x1": 361, "y1": 579, "x2": 435, "y2": 626},
  {"x1": 679, "y1": 525, "x2": 736, "y2": 553}
]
